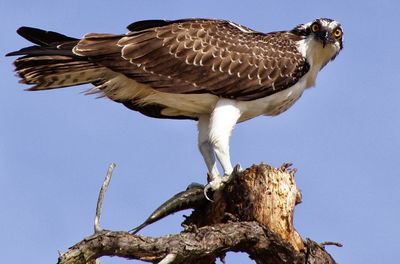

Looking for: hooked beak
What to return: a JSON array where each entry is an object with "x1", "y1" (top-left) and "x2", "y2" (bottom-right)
[{"x1": 316, "y1": 30, "x2": 335, "y2": 48}]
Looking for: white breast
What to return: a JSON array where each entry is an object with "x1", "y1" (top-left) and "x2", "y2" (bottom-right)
[
  {"x1": 236, "y1": 74, "x2": 309, "y2": 122},
  {"x1": 296, "y1": 37, "x2": 338, "y2": 87}
]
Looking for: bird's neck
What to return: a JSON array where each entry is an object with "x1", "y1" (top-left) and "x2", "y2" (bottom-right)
[{"x1": 297, "y1": 37, "x2": 338, "y2": 88}]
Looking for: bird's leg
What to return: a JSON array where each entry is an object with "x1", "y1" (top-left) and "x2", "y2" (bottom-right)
[
  {"x1": 198, "y1": 115, "x2": 220, "y2": 180},
  {"x1": 207, "y1": 99, "x2": 242, "y2": 189}
]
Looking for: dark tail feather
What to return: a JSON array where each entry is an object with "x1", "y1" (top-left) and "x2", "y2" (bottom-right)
[{"x1": 6, "y1": 27, "x2": 107, "y2": 91}]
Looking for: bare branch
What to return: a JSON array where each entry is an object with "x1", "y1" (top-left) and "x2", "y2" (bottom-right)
[
  {"x1": 94, "y1": 163, "x2": 116, "y2": 233},
  {"x1": 58, "y1": 222, "x2": 292, "y2": 264},
  {"x1": 57, "y1": 221, "x2": 336, "y2": 264}
]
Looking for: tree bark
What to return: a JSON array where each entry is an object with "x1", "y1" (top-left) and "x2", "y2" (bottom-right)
[
  {"x1": 57, "y1": 163, "x2": 338, "y2": 264},
  {"x1": 184, "y1": 163, "x2": 304, "y2": 251}
]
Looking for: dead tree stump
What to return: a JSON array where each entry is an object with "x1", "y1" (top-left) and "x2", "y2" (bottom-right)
[
  {"x1": 184, "y1": 163, "x2": 304, "y2": 254},
  {"x1": 58, "y1": 163, "x2": 338, "y2": 264},
  {"x1": 192, "y1": 164, "x2": 302, "y2": 250}
]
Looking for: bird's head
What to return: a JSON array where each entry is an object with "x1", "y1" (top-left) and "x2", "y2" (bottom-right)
[
  {"x1": 291, "y1": 18, "x2": 343, "y2": 67},
  {"x1": 292, "y1": 18, "x2": 343, "y2": 49}
]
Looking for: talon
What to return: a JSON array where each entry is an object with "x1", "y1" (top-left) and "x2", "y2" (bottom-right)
[
  {"x1": 233, "y1": 164, "x2": 242, "y2": 174},
  {"x1": 203, "y1": 184, "x2": 214, "y2": 201},
  {"x1": 203, "y1": 176, "x2": 227, "y2": 201}
]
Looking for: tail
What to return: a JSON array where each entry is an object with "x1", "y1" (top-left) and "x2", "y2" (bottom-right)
[{"x1": 6, "y1": 27, "x2": 107, "y2": 91}]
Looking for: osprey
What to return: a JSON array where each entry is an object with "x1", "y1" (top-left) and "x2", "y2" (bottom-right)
[{"x1": 7, "y1": 18, "x2": 343, "y2": 191}]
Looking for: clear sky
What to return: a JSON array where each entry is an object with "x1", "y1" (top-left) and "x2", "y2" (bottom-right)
[{"x1": 1, "y1": 1, "x2": 399, "y2": 263}]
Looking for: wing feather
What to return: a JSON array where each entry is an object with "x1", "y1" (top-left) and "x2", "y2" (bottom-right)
[{"x1": 76, "y1": 19, "x2": 310, "y2": 101}]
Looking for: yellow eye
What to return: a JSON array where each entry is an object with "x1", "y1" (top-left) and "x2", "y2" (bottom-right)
[
  {"x1": 333, "y1": 28, "x2": 342, "y2": 38},
  {"x1": 311, "y1": 23, "x2": 319, "y2": 32}
]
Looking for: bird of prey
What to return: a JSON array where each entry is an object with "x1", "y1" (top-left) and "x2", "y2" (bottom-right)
[{"x1": 7, "y1": 18, "x2": 343, "y2": 191}]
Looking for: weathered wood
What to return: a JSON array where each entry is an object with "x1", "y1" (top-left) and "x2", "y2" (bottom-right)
[
  {"x1": 185, "y1": 163, "x2": 304, "y2": 252},
  {"x1": 57, "y1": 163, "x2": 338, "y2": 264},
  {"x1": 57, "y1": 222, "x2": 336, "y2": 264}
]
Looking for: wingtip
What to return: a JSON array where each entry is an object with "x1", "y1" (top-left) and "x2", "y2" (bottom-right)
[
  {"x1": 16, "y1": 26, "x2": 43, "y2": 37},
  {"x1": 5, "y1": 48, "x2": 28, "y2": 57},
  {"x1": 5, "y1": 51, "x2": 16, "y2": 57},
  {"x1": 12, "y1": 26, "x2": 79, "y2": 47},
  {"x1": 16, "y1": 26, "x2": 32, "y2": 34},
  {"x1": 6, "y1": 27, "x2": 43, "y2": 57}
]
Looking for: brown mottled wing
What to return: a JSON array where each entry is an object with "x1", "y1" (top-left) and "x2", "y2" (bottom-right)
[{"x1": 76, "y1": 19, "x2": 310, "y2": 101}]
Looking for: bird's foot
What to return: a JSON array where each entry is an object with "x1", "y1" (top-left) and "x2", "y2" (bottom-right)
[
  {"x1": 203, "y1": 175, "x2": 228, "y2": 201},
  {"x1": 203, "y1": 164, "x2": 242, "y2": 201}
]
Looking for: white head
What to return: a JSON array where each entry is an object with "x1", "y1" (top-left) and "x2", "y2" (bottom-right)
[{"x1": 292, "y1": 18, "x2": 343, "y2": 68}]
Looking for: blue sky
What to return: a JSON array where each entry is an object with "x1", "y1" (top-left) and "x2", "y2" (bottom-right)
[{"x1": 1, "y1": 1, "x2": 399, "y2": 263}]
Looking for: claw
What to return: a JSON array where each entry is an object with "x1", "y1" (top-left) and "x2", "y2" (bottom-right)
[
  {"x1": 203, "y1": 173, "x2": 235, "y2": 201},
  {"x1": 203, "y1": 164, "x2": 243, "y2": 201},
  {"x1": 233, "y1": 164, "x2": 242, "y2": 175},
  {"x1": 203, "y1": 184, "x2": 214, "y2": 202},
  {"x1": 203, "y1": 178, "x2": 223, "y2": 201}
]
